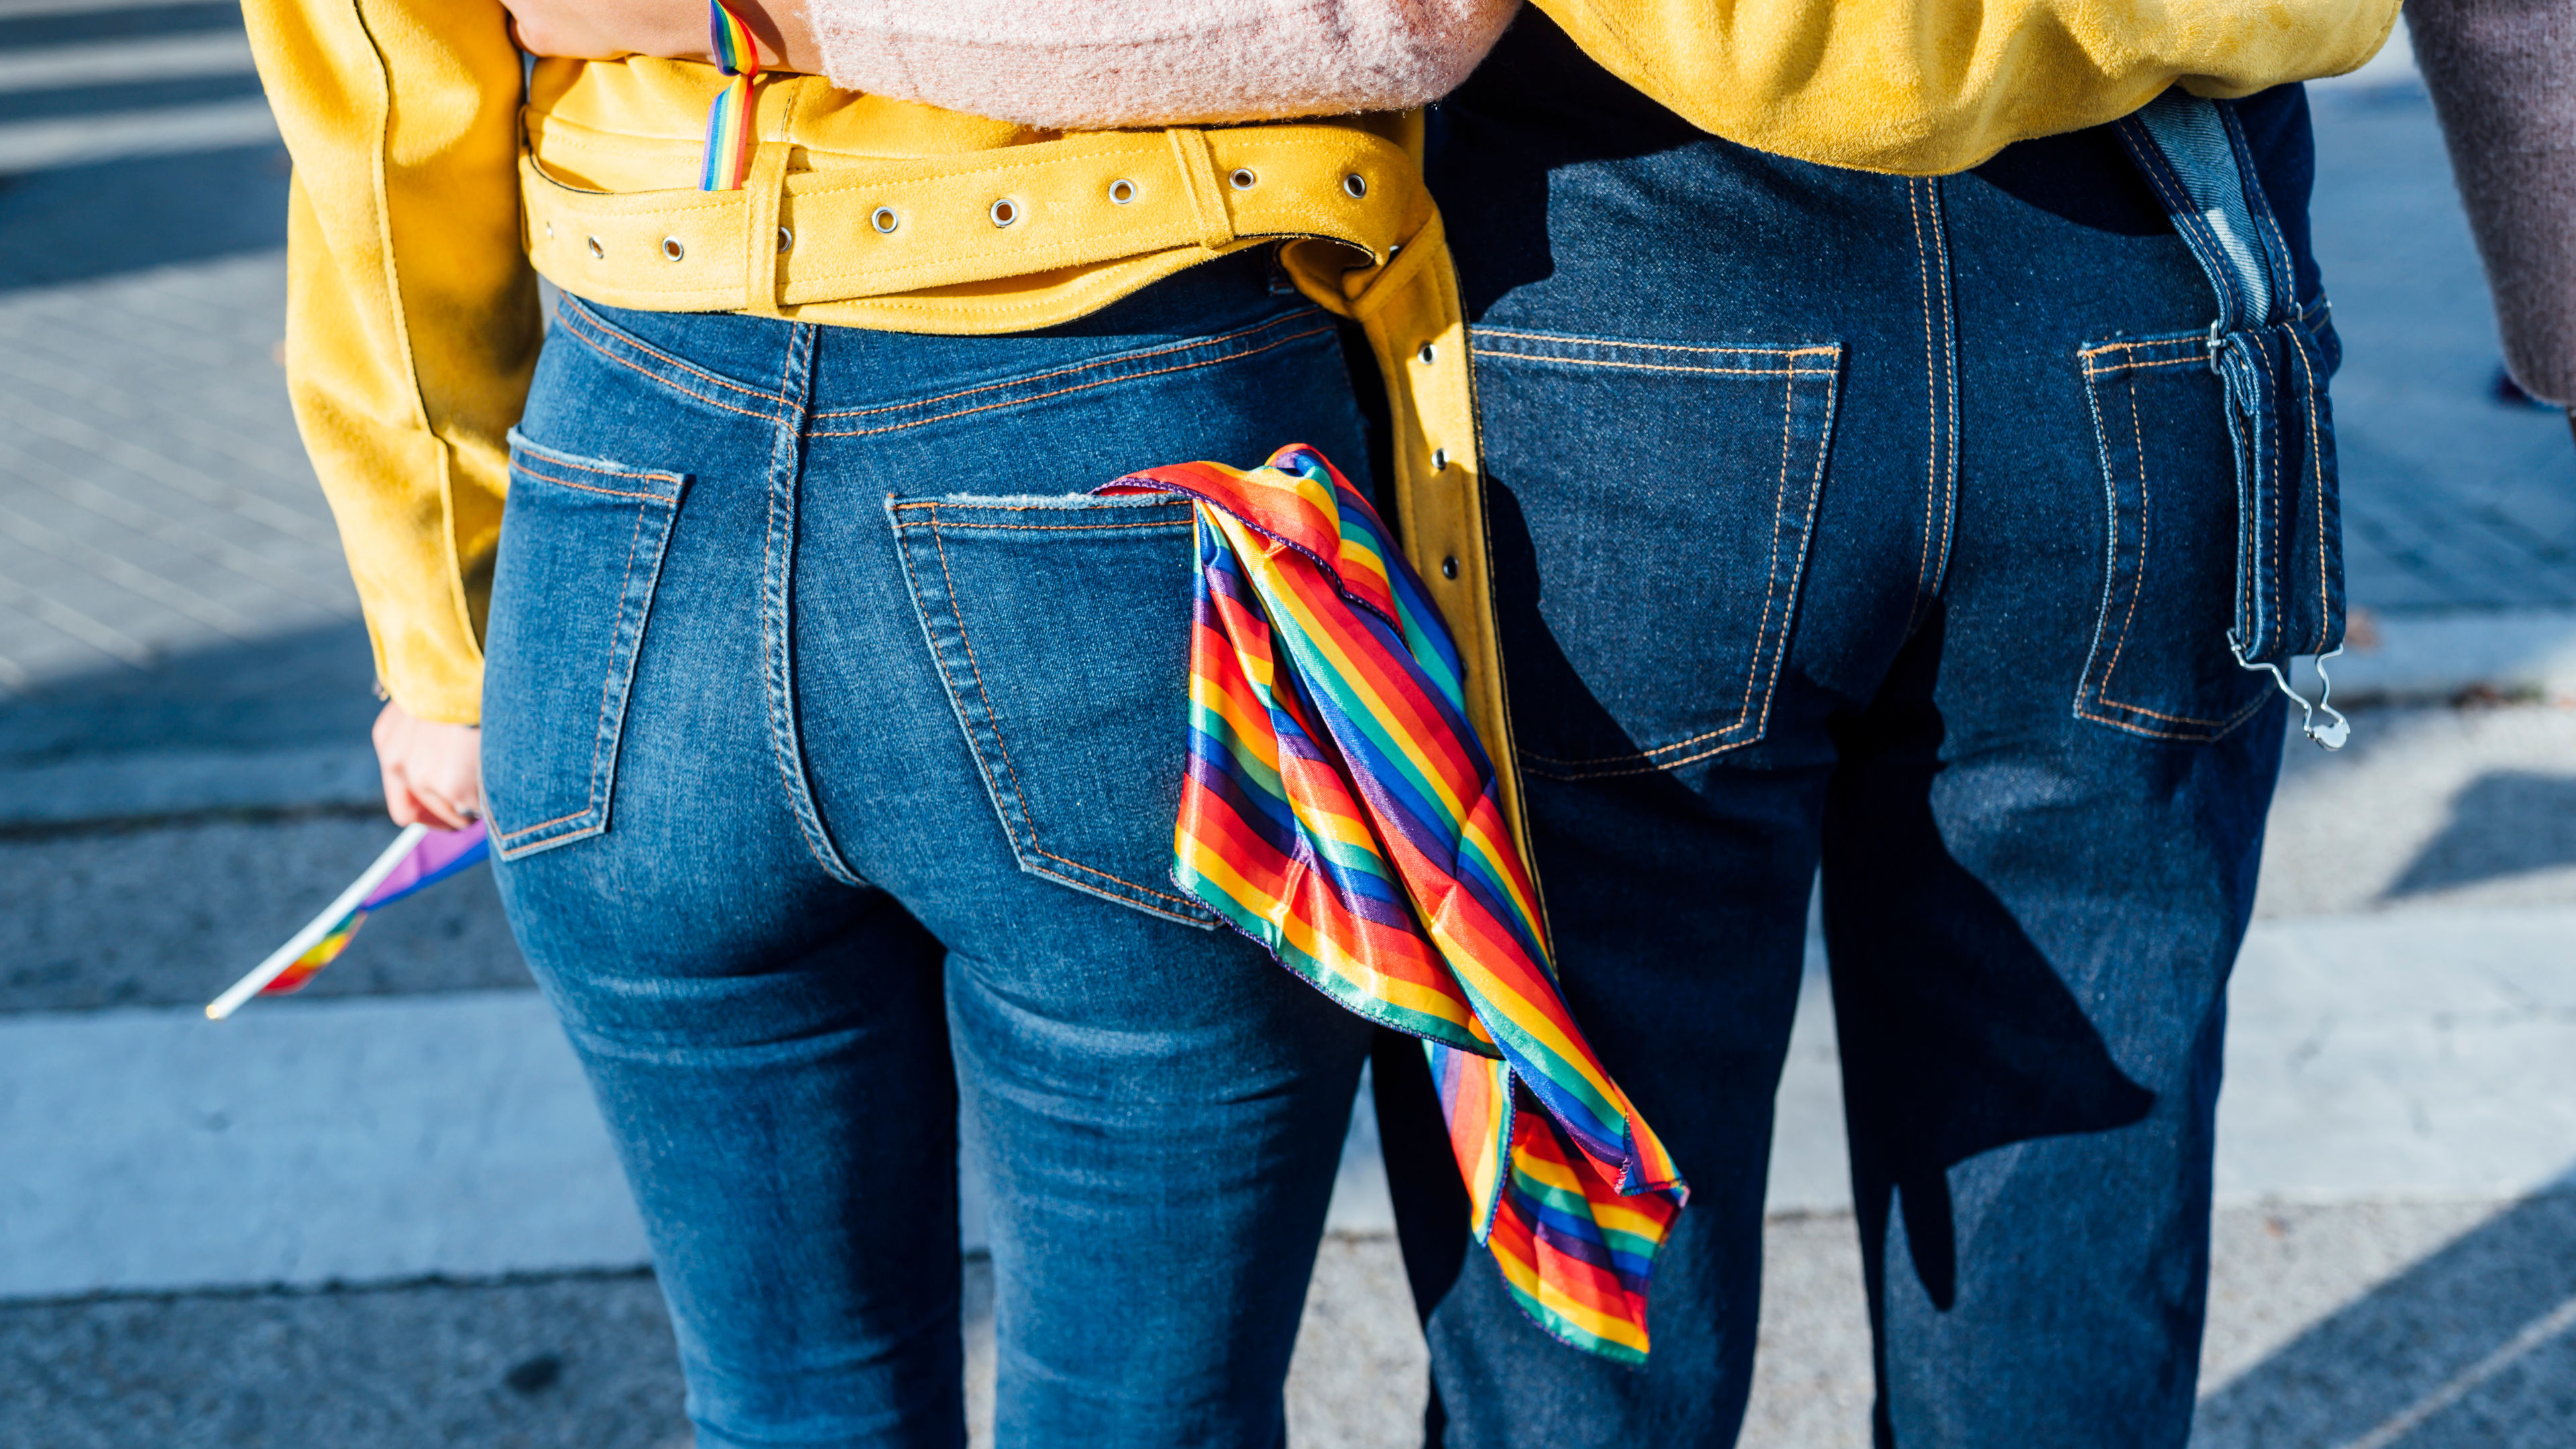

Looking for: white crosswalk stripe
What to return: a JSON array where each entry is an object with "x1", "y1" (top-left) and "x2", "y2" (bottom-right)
[{"x1": 0, "y1": 0, "x2": 273, "y2": 176}]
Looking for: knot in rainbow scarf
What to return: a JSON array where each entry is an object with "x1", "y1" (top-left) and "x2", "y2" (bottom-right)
[{"x1": 1097, "y1": 445, "x2": 1686, "y2": 1362}]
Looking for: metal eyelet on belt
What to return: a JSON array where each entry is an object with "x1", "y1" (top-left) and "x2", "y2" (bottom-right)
[
  {"x1": 586, "y1": 236, "x2": 603, "y2": 260},
  {"x1": 661, "y1": 237, "x2": 684, "y2": 262},
  {"x1": 1431, "y1": 447, "x2": 1449, "y2": 471},
  {"x1": 1108, "y1": 178, "x2": 1137, "y2": 205},
  {"x1": 1417, "y1": 343, "x2": 1435, "y2": 366},
  {"x1": 777, "y1": 226, "x2": 793, "y2": 254},
  {"x1": 871, "y1": 206, "x2": 900, "y2": 235},
  {"x1": 1228, "y1": 168, "x2": 1257, "y2": 191},
  {"x1": 989, "y1": 198, "x2": 1020, "y2": 228},
  {"x1": 1440, "y1": 556, "x2": 1458, "y2": 580},
  {"x1": 1344, "y1": 173, "x2": 1367, "y2": 199}
]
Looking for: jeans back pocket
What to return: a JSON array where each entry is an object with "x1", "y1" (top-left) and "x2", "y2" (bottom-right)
[
  {"x1": 2075, "y1": 334, "x2": 2272, "y2": 741},
  {"x1": 1471, "y1": 329, "x2": 1842, "y2": 780},
  {"x1": 482, "y1": 431, "x2": 689, "y2": 859},
  {"x1": 890, "y1": 491, "x2": 1218, "y2": 928}
]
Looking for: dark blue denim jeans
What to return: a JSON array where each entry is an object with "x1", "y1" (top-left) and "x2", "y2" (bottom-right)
[
  {"x1": 480, "y1": 253, "x2": 1377, "y2": 1448},
  {"x1": 1375, "y1": 17, "x2": 2324, "y2": 1447}
]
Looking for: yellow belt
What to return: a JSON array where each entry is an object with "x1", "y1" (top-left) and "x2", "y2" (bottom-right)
[{"x1": 521, "y1": 117, "x2": 1530, "y2": 859}]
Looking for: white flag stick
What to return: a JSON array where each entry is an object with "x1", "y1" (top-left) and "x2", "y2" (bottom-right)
[{"x1": 206, "y1": 823, "x2": 430, "y2": 1021}]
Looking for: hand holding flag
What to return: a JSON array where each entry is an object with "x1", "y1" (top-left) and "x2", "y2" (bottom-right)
[{"x1": 205, "y1": 821, "x2": 492, "y2": 1020}]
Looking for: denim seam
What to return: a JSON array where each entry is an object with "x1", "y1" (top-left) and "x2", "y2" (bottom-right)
[
  {"x1": 803, "y1": 324, "x2": 1332, "y2": 438},
  {"x1": 2229, "y1": 102, "x2": 2303, "y2": 315},
  {"x1": 2073, "y1": 347, "x2": 2267, "y2": 740},
  {"x1": 1902, "y1": 177, "x2": 1960, "y2": 629},
  {"x1": 506, "y1": 446, "x2": 686, "y2": 484},
  {"x1": 1519, "y1": 347, "x2": 1839, "y2": 777},
  {"x1": 888, "y1": 500, "x2": 1191, "y2": 514},
  {"x1": 757, "y1": 323, "x2": 866, "y2": 887},
  {"x1": 1472, "y1": 329, "x2": 1830, "y2": 358},
  {"x1": 555, "y1": 294, "x2": 790, "y2": 405},
  {"x1": 493, "y1": 498, "x2": 645, "y2": 850},
  {"x1": 809, "y1": 313, "x2": 1323, "y2": 420},
  {"x1": 1466, "y1": 354, "x2": 1825, "y2": 378},
  {"x1": 553, "y1": 308, "x2": 786, "y2": 424},
  {"x1": 1929, "y1": 180, "x2": 1958, "y2": 610},
  {"x1": 509, "y1": 465, "x2": 674, "y2": 503},
  {"x1": 1910, "y1": 180, "x2": 1937, "y2": 614},
  {"x1": 2261, "y1": 336, "x2": 2284, "y2": 649},
  {"x1": 490, "y1": 459, "x2": 679, "y2": 851},
  {"x1": 2096, "y1": 370, "x2": 2157, "y2": 708},
  {"x1": 2084, "y1": 694, "x2": 2270, "y2": 741},
  {"x1": 2291, "y1": 324, "x2": 2329, "y2": 639},
  {"x1": 2123, "y1": 127, "x2": 2246, "y2": 327},
  {"x1": 890, "y1": 519, "x2": 1188, "y2": 533},
  {"x1": 907, "y1": 506, "x2": 1212, "y2": 918}
]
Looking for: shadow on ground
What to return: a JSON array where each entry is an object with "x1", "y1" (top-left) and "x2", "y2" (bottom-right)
[
  {"x1": 2196, "y1": 1185, "x2": 2576, "y2": 1448},
  {"x1": 0, "y1": 143, "x2": 290, "y2": 292},
  {"x1": 0, "y1": 618, "x2": 376, "y2": 767},
  {"x1": 2383, "y1": 770, "x2": 2576, "y2": 899}
]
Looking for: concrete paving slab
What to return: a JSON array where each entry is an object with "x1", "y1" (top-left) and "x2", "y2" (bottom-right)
[
  {"x1": 11, "y1": 1192, "x2": 2560, "y2": 1449},
  {"x1": 0, "y1": 812, "x2": 525, "y2": 1012},
  {"x1": 2328, "y1": 608, "x2": 2576, "y2": 706},
  {"x1": 2198, "y1": 1191, "x2": 2576, "y2": 1449},
  {"x1": 0, "y1": 1241, "x2": 1423, "y2": 1449},
  {"x1": 2219, "y1": 907, "x2": 2576, "y2": 1207},
  {"x1": 2262, "y1": 702, "x2": 2576, "y2": 917},
  {"x1": 1763, "y1": 902, "x2": 2576, "y2": 1217},
  {"x1": 2309, "y1": 84, "x2": 2576, "y2": 612},
  {"x1": 0, "y1": 991, "x2": 646, "y2": 1297},
  {"x1": 0, "y1": 1271, "x2": 690, "y2": 1449},
  {"x1": 1740, "y1": 1191, "x2": 2576, "y2": 1449},
  {"x1": 0, "y1": 982, "x2": 1403, "y2": 1298},
  {"x1": 0, "y1": 743, "x2": 381, "y2": 829},
  {"x1": 14, "y1": 895, "x2": 2561, "y2": 1297}
]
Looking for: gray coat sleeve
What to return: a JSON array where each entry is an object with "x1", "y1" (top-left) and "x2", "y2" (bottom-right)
[{"x1": 2406, "y1": 0, "x2": 2576, "y2": 407}]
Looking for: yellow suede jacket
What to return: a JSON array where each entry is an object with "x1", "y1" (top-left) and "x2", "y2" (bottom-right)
[{"x1": 241, "y1": 0, "x2": 2400, "y2": 766}]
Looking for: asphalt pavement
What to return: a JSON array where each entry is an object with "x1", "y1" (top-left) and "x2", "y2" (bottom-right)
[{"x1": 3, "y1": 5, "x2": 2573, "y2": 1446}]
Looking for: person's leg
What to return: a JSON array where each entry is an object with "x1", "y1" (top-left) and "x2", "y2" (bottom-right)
[
  {"x1": 489, "y1": 251, "x2": 1383, "y2": 1447},
  {"x1": 486, "y1": 307, "x2": 965, "y2": 1447},
  {"x1": 1400, "y1": 15, "x2": 2301, "y2": 1444},
  {"x1": 781, "y1": 253, "x2": 1381, "y2": 1446},
  {"x1": 1388, "y1": 21, "x2": 1949, "y2": 1437},
  {"x1": 1819, "y1": 134, "x2": 2289, "y2": 1447}
]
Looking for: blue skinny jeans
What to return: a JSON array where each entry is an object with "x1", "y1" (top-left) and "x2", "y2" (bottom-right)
[{"x1": 480, "y1": 253, "x2": 1377, "y2": 1448}]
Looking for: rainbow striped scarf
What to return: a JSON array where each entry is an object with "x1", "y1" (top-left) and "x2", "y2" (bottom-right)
[
  {"x1": 698, "y1": 2, "x2": 760, "y2": 191},
  {"x1": 1098, "y1": 445, "x2": 1686, "y2": 1362}
]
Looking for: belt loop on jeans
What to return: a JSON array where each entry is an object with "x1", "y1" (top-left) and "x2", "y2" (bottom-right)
[{"x1": 739, "y1": 90, "x2": 797, "y2": 315}]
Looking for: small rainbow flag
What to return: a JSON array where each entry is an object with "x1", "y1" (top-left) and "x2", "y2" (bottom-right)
[
  {"x1": 205, "y1": 821, "x2": 490, "y2": 1020},
  {"x1": 698, "y1": 1, "x2": 760, "y2": 191},
  {"x1": 1098, "y1": 445, "x2": 1687, "y2": 1362}
]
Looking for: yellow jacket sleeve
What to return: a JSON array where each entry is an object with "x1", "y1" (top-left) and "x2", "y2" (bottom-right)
[
  {"x1": 243, "y1": 0, "x2": 541, "y2": 725},
  {"x1": 1536, "y1": 0, "x2": 2406, "y2": 174}
]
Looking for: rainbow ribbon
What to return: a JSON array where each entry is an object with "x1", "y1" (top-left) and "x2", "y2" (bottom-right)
[
  {"x1": 1098, "y1": 445, "x2": 1686, "y2": 1362},
  {"x1": 205, "y1": 822, "x2": 490, "y2": 1019},
  {"x1": 698, "y1": 1, "x2": 760, "y2": 191}
]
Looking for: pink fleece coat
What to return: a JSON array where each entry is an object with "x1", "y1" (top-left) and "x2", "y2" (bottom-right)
[{"x1": 806, "y1": 0, "x2": 1520, "y2": 130}]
